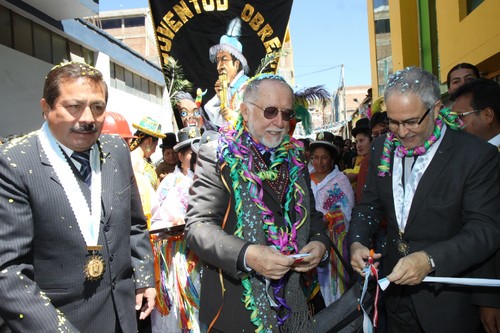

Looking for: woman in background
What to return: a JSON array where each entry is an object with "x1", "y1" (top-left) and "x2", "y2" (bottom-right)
[
  {"x1": 344, "y1": 118, "x2": 372, "y2": 189},
  {"x1": 150, "y1": 127, "x2": 208, "y2": 333},
  {"x1": 309, "y1": 131, "x2": 355, "y2": 306}
]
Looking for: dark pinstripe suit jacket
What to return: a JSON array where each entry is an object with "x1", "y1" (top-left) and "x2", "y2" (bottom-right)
[{"x1": 0, "y1": 131, "x2": 154, "y2": 332}]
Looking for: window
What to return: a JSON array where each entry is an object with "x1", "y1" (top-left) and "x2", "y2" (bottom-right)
[
  {"x1": 110, "y1": 63, "x2": 116, "y2": 87},
  {"x1": 124, "y1": 16, "x2": 144, "y2": 28},
  {"x1": 13, "y1": 13, "x2": 32, "y2": 56},
  {"x1": 467, "y1": 0, "x2": 484, "y2": 14},
  {"x1": 82, "y1": 48, "x2": 94, "y2": 66},
  {"x1": 109, "y1": 62, "x2": 163, "y2": 104},
  {"x1": 114, "y1": 64, "x2": 125, "y2": 90},
  {"x1": 51, "y1": 33, "x2": 68, "y2": 64},
  {"x1": 69, "y1": 41, "x2": 83, "y2": 61},
  {"x1": 133, "y1": 73, "x2": 141, "y2": 92},
  {"x1": 149, "y1": 81, "x2": 156, "y2": 103},
  {"x1": 156, "y1": 85, "x2": 162, "y2": 100},
  {"x1": 33, "y1": 25, "x2": 52, "y2": 63},
  {"x1": 0, "y1": 5, "x2": 12, "y2": 47},
  {"x1": 141, "y1": 77, "x2": 149, "y2": 99},
  {"x1": 101, "y1": 18, "x2": 121, "y2": 29},
  {"x1": 375, "y1": 19, "x2": 390, "y2": 34},
  {"x1": 1, "y1": 4, "x2": 93, "y2": 66}
]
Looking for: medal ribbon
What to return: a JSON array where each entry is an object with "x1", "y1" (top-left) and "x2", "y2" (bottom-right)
[{"x1": 38, "y1": 122, "x2": 102, "y2": 246}]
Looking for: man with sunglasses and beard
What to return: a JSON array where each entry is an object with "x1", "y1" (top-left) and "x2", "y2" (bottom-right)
[
  {"x1": 185, "y1": 75, "x2": 330, "y2": 332},
  {"x1": 348, "y1": 67, "x2": 500, "y2": 333},
  {"x1": 0, "y1": 62, "x2": 156, "y2": 332}
]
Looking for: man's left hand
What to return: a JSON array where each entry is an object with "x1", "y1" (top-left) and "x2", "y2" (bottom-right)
[
  {"x1": 479, "y1": 306, "x2": 500, "y2": 333},
  {"x1": 386, "y1": 251, "x2": 431, "y2": 285},
  {"x1": 136, "y1": 287, "x2": 156, "y2": 320},
  {"x1": 292, "y1": 240, "x2": 327, "y2": 272}
]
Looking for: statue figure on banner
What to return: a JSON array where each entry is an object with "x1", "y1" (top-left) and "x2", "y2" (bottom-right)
[{"x1": 204, "y1": 17, "x2": 250, "y2": 127}]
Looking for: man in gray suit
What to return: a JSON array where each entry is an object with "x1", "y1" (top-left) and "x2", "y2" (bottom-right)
[
  {"x1": 0, "y1": 62, "x2": 156, "y2": 332},
  {"x1": 185, "y1": 75, "x2": 329, "y2": 332},
  {"x1": 348, "y1": 67, "x2": 500, "y2": 332}
]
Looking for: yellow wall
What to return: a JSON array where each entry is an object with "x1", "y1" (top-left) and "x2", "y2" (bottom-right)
[
  {"x1": 367, "y1": 0, "x2": 421, "y2": 99},
  {"x1": 436, "y1": 0, "x2": 500, "y2": 83},
  {"x1": 368, "y1": 0, "x2": 500, "y2": 98},
  {"x1": 367, "y1": 0, "x2": 378, "y2": 98},
  {"x1": 388, "y1": 0, "x2": 420, "y2": 71}
]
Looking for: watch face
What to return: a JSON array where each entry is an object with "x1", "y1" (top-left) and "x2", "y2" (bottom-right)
[{"x1": 428, "y1": 255, "x2": 436, "y2": 271}]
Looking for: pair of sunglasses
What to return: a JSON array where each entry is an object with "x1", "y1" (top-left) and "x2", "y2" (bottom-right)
[{"x1": 247, "y1": 101, "x2": 295, "y2": 121}]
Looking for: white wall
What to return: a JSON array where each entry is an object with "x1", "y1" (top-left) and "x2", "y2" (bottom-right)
[{"x1": 0, "y1": 45, "x2": 53, "y2": 137}]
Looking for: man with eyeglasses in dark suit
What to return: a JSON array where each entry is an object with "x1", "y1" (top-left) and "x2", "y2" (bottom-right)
[{"x1": 348, "y1": 67, "x2": 500, "y2": 333}]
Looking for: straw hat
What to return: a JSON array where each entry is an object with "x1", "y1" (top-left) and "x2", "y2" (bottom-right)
[{"x1": 132, "y1": 117, "x2": 166, "y2": 139}]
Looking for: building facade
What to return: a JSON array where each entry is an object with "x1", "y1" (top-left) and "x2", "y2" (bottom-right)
[{"x1": 367, "y1": 0, "x2": 500, "y2": 100}]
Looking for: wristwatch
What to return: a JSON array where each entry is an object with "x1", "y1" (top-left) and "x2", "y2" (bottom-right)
[{"x1": 427, "y1": 253, "x2": 436, "y2": 272}]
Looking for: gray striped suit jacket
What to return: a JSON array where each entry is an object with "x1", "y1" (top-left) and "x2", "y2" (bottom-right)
[{"x1": 0, "y1": 131, "x2": 154, "y2": 332}]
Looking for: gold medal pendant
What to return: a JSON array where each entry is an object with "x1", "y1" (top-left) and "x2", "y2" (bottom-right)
[
  {"x1": 84, "y1": 246, "x2": 105, "y2": 281},
  {"x1": 397, "y1": 230, "x2": 409, "y2": 256}
]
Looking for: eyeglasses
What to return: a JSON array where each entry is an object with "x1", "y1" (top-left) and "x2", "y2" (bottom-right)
[
  {"x1": 456, "y1": 109, "x2": 482, "y2": 119},
  {"x1": 387, "y1": 107, "x2": 431, "y2": 131},
  {"x1": 247, "y1": 101, "x2": 295, "y2": 121}
]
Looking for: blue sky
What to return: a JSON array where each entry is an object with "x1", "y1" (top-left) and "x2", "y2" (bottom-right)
[{"x1": 99, "y1": 0, "x2": 371, "y2": 93}]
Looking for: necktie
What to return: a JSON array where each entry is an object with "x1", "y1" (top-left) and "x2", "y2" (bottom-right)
[{"x1": 72, "y1": 150, "x2": 92, "y2": 186}]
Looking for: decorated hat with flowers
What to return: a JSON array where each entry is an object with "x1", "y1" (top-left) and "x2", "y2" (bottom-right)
[
  {"x1": 174, "y1": 127, "x2": 201, "y2": 152},
  {"x1": 309, "y1": 131, "x2": 339, "y2": 157},
  {"x1": 132, "y1": 117, "x2": 166, "y2": 139}
]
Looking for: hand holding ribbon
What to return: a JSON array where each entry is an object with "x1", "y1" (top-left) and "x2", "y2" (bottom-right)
[
  {"x1": 350, "y1": 242, "x2": 382, "y2": 276},
  {"x1": 386, "y1": 251, "x2": 431, "y2": 285},
  {"x1": 359, "y1": 249, "x2": 380, "y2": 332}
]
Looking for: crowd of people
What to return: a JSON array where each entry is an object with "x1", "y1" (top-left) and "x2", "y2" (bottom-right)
[{"x1": 0, "y1": 56, "x2": 499, "y2": 333}]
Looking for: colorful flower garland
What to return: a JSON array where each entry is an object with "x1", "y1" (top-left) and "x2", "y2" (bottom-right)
[
  {"x1": 217, "y1": 115, "x2": 307, "y2": 331},
  {"x1": 378, "y1": 107, "x2": 462, "y2": 176}
]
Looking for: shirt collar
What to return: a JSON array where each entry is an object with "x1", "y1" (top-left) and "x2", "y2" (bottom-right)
[{"x1": 488, "y1": 133, "x2": 500, "y2": 147}]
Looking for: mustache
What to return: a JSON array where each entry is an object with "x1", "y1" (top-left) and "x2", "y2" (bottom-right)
[{"x1": 71, "y1": 124, "x2": 97, "y2": 133}]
